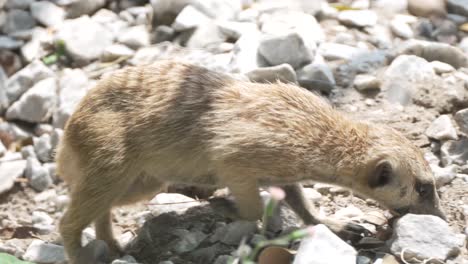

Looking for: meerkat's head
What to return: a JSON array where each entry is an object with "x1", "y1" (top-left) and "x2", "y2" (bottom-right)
[{"x1": 357, "y1": 125, "x2": 446, "y2": 220}]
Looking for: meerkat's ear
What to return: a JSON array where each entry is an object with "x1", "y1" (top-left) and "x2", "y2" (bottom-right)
[{"x1": 368, "y1": 160, "x2": 393, "y2": 188}]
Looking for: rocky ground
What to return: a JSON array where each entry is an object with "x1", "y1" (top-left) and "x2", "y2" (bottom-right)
[{"x1": 0, "y1": 0, "x2": 468, "y2": 263}]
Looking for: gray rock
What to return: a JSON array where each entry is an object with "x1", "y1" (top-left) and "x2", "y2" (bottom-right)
[
  {"x1": 246, "y1": 64, "x2": 297, "y2": 84},
  {"x1": 293, "y1": 224, "x2": 357, "y2": 264},
  {"x1": 4, "y1": 60, "x2": 54, "y2": 109},
  {"x1": 30, "y1": 1, "x2": 65, "y2": 27},
  {"x1": 66, "y1": 0, "x2": 107, "y2": 18},
  {"x1": 102, "y1": 44, "x2": 135, "y2": 62},
  {"x1": 32, "y1": 211, "x2": 54, "y2": 234},
  {"x1": 430, "y1": 164, "x2": 458, "y2": 187},
  {"x1": 297, "y1": 56, "x2": 335, "y2": 90},
  {"x1": 258, "y1": 32, "x2": 312, "y2": 69},
  {"x1": 117, "y1": 25, "x2": 150, "y2": 49},
  {"x1": 0, "y1": 36, "x2": 24, "y2": 50},
  {"x1": 34, "y1": 134, "x2": 52, "y2": 163},
  {"x1": 6, "y1": 77, "x2": 57, "y2": 123},
  {"x1": 425, "y1": 115, "x2": 458, "y2": 141},
  {"x1": 173, "y1": 229, "x2": 208, "y2": 253},
  {"x1": 25, "y1": 157, "x2": 52, "y2": 192},
  {"x1": 383, "y1": 55, "x2": 436, "y2": 105},
  {"x1": 5, "y1": 0, "x2": 34, "y2": 9},
  {"x1": 0, "y1": 68, "x2": 7, "y2": 112},
  {"x1": 353, "y1": 74, "x2": 380, "y2": 92},
  {"x1": 0, "y1": 160, "x2": 27, "y2": 195},
  {"x1": 55, "y1": 16, "x2": 114, "y2": 64},
  {"x1": 441, "y1": 138, "x2": 468, "y2": 166},
  {"x1": 171, "y1": 5, "x2": 210, "y2": 31},
  {"x1": 447, "y1": 0, "x2": 468, "y2": 17},
  {"x1": 389, "y1": 214, "x2": 464, "y2": 262},
  {"x1": 455, "y1": 108, "x2": 468, "y2": 134},
  {"x1": 398, "y1": 39, "x2": 468, "y2": 69},
  {"x1": 219, "y1": 221, "x2": 257, "y2": 245},
  {"x1": 154, "y1": 25, "x2": 175, "y2": 43},
  {"x1": 408, "y1": 0, "x2": 446, "y2": 17},
  {"x1": 338, "y1": 10, "x2": 377, "y2": 27},
  {"x1": 2, "y1": 9, "x2": 36, "y2": 35},
  {"x1": 149, "y1": 193, "x2": 200, "y2": 216},
  {"x1": 53, "y1": 68, "x2": 90, "y2": 128},
  {"x1": 44, "y1": 162, "x2": 56, "y2": 182},
  {"x1": 0, "y1": 151, "x2": 23, "y2": 162},
  {"x1": 21, "y1": 145, "x2": 37, "y2": 159},
  {"x1": 23, "y1": 240, "x2": 66, "y2": 264},
  {"x1": 213, "y1": 255, "x2": 231, "y2": 264},
  {"x1": 50, "y1": 128, "x2": 63, "y2": 150}
]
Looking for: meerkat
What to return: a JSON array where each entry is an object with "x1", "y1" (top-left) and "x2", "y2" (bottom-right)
[{"x1": 56, "y1": 60, "x2": 446, "y2": 263}]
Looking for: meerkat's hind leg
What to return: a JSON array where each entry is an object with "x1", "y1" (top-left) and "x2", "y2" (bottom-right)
[
  {"x1": 94, "y1": 211, "x2": 121, "y2": 258},
  {"x1": 59, "y1": 167, "x2": 136, "y2": 264},
  {"x1": 282, "y1": 183, "x2": 370, "y2": 243}
]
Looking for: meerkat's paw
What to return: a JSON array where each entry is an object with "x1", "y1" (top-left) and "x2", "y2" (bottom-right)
[{"x1": 321, "y1": 219, "x2": 371, "y2": 243}]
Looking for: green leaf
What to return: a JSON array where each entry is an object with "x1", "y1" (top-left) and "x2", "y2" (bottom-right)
[{"x1": 0, "y1": 253, "x2": 34, "y2": 264}]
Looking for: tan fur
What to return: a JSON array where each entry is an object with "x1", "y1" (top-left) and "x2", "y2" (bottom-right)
[{"x1": 56, "y1": 60, "x2": 445, "y2": 263}]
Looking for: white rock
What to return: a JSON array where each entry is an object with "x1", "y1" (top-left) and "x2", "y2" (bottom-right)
[
  {"x1": 23, "y1": 240, "x2": 66, "y2": 264},
  {"x1": 32, "y1": 211, "x2": 53, "y2": 225},
  {"x1": 293, "y1": 224, "x2": 357, "y2": 264},
  {"x1": 0, "y1": 68, "x2": 7, "y2": 112},
  {"x1": 0, "y1": 159, "x2": 26, "y2": 194},
  {"x1": 55, "y1": 16, "x2": 114, "y2": 63},
  {"x1": 258, "y1": 32, "x2": 312, "y2": 69},
  {"x1": 318, "y1": 42, "x2": 362, "y2": 61},
  {"x1": 390, "y1": 214, "x2": 464, "y2": 262},
  {"x1": 53, "y1": 69, "x2": 90, "y2": 128},
  {"x1": 112, "y1": 255, "x2": 139, "y2": 264},
  {"x1": 217, "y1": 20, "x2": 257, "y2": 39},
  {"x1": 33, "y1": 189, "x2": 57, "y2": 202},
  {"x1": 21, "y1": 145, "x2": 36, "y2": 159},
  {"x1": 118, "y1": 231, "x2": 135, "y2": 249},
  {"x1": 353, "y1": 74, "x2": 380, "y2": 92},
  {"x1": 454, "y1": 108, "x2": 468, "y2": 134},
  {"x1": 430, "y1": 164, "x2": 458, "y2": 187},
  {"x1": 4, "y1": 60, "x2": 54, "y2": 108},
  {"x1": 66, "y1": 0, "x2": 106, "y2": 18},
  {"x1": 5, "y1": 0, "x2": 34, "y2": 9},
  {"x1": 50, "y1": 128, "x2": 63, "y2": 150},
  {"x1": 34, "y1": 134, "x2": 52, "y2": 163},
  {"x1": 229, "y1": 31, "x2": 263, "y2": 73},
  {"x1": 246, "y1": 64, "x2": 297, "y2": 84},
  {"x1": 333, "y1": 205, "x2": 363, "y2": 220},
  {"x1": 21, "y1": 28, "x2": 52, "y2": 63},
  {"x1": 151, "y1": 0, "x2": 241, "y2": 22},
  {"x1": 25, "y1": 157, "x2": 52, "y2": 192},
  {"x1": 390, "y1": 18, "x2": 414, "y2": 39},
  {"x1": 0, "y1": 141, "x2": 6, "y2": 156},
  {"x1": 102, "y1": 44, "x2": 135, "y2": 62},
  {"x1": 185, "y1": 21, "x2": 227, "y2": 49},
  {"x1": 383, "y1": 55, "x2": 436, "y2": 105},
  {"x1": 430, "y1": 61, "x2": 455, "y2": 74},
  {"x1": 2, "y1": 9, "x2": 36, "y2": 35},
  {"x1": 303, "y1": 188, "x2": 322, "y2": 202},
  {"x1": 117, "y1": 25, "x2": 150, "y2": 49},
  {"x1": 425, "y1": 115, "x2": 458, "y2": 141},
  {"x1": 260, "y1": 11, "x2": 324, "y2": 47},
  {"x1": 54, "y1": 195, "x2": 70, "y2": 210},
  {"x1": 338, "y1": 10, "x2": 378, "y2": 27},
  {"x1": 6, "y1": 77, "x2": 57, "y2": 123},
  {"x1": 172, "y1": 5, "x2": 210, "y2": 31},
  {"x1": 149, "y1": 193, "x2": 200, "y2": 216},
  {"x1": 30, "y1": 1, "x2": 65, "y2": 27}
]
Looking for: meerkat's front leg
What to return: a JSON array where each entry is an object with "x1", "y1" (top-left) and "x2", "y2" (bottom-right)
[{"x1": 282, "y1": 183, "x2": 368, "y2": 242}]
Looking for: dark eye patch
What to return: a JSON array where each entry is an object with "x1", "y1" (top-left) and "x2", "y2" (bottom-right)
[{"x1": 415, "y1": 181, "x2": 433, "y2": 198}]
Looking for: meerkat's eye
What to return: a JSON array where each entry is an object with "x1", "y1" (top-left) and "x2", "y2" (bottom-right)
[
  {"x1": 369, "y1": 160, "x2": 393, "y2": 188},
  {"x1": 415, "y1": 182, "x2": 433, "y2": 198}
]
